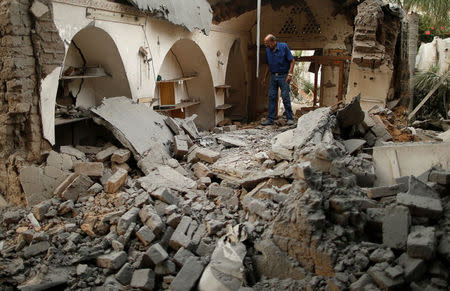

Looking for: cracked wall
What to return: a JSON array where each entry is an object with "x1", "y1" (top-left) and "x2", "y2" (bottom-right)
[
  {"x1": 345, "y1": 0, "x2": 403, "y2": 110},
  {"x1": 0, "y1": 0, "x2": 64, "y2": 204}
]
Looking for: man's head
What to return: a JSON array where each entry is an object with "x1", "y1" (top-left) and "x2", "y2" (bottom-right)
[{"x1": 264, "y1": 34, "x2": 277, "y2": 50}]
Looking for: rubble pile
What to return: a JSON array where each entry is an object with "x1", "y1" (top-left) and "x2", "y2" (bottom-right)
[{"x1": 0, "y1": 97, "x2": 449, "y2": 290}]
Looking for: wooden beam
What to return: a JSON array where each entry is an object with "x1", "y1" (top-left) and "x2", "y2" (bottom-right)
[
  {"x1": 294, "y1": 56, "x2": 351, "y2": 62},
  {"x1": 313, "y1": 62, "x2": 319, "y2": 107},
  {"x1": 408, "y1": 70, "x2": 450, "y2": 120},
  {"x1": 338, "y1": 62, "x2": 344, "y2": 102}
]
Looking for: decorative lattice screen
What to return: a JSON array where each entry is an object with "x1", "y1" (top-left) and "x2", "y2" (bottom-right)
[{"x1": 279, "y1": 0, "x2": 321, "y2": 36}]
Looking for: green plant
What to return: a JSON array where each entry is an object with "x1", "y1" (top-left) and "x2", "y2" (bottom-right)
[{"x1": 413, "y1": 67, "x2": 449, "y2": 118}]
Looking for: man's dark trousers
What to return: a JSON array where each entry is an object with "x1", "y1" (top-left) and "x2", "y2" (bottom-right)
[{"x1": 267, "y1": 73, "x2": 293, "y2": 123}]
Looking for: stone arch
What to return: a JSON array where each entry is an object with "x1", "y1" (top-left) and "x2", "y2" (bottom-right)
[
  {"x1": 62, "y1": 26, "x2": 132, "y2": 108},
  {"x1": 156, "y1": 39, "x2": 215, "y2": 130},
  {"x1": 225, "y1": 39, "x2": 247, "y2": 121}
]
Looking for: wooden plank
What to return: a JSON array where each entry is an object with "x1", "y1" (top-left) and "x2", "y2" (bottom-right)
[
  {"x1": 408, "y1": 70, "x2": 450, "y2": 120},
  {"x1": 215, "y1": 85, "x2": 232, "y2": 89},
  {"x1": 216, "y1": 104, "x2": 233, "y2": 110},
  {"x1": 294, "y1": 56, "x2": 351, "y2": 62},
  {"x1": 313, "y1": 62, "x2": 319, "y2": 107},
  {"x1": 338, "y1": 62, "x2": 344, "y2": 102},
  {"x1": 138, "y1": 97, "x2": 153, "y2": 104},
  {"x1": 159, "y1": 82, "x2": 175, "y2": 105},
  {"x1": 156, "y1": 75, "x2": 197, "y2": 83},
  {"x1": 153, "y1": 101, "x2": 200, "y2": 112}
]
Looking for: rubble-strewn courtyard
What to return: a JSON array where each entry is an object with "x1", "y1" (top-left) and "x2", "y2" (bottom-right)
[{"x1": 1, "y1": 96, "x2": 449, "y2": 290}]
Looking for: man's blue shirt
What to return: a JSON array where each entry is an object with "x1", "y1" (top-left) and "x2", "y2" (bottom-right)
[{"x1": 265, "y1": 42, "x2": 294, "y2": 73}]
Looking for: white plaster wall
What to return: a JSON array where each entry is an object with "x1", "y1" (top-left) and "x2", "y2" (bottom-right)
[{"x1": 48, "y1": 2, "x2": 248, "y2": 133}]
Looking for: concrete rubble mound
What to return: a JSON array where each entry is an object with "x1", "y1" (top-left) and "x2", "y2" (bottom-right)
[{"x1": 1, "y1": 98, "x2": 450, "y2": 290}]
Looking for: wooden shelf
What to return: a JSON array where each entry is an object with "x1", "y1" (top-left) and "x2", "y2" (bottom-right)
[
  {"x1": 215, "y1": 85, "x2": 232, "y2": 89},
  {"x1": 156, "y1": 75, "x2": 198, "y2": 83},
  {"x1": 216, "y1": 104, "x2": 232, "y2": 110},
  {"x1": 153, "y1": 100, "x2": 200, "y2": 112},
  {"x1": 61, "y1": 67, "x2": 110, "y2": 80},
  {"x1": 55, "y1": 116, "x2": 90, "y2": 126}
]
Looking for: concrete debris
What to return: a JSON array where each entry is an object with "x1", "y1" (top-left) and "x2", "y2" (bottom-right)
[
  {"x1": 2, "y1": 103, "x2": 449, "y2": 290},
  {"x1": 336, "y1": 95, "x2": 365, "y2": 128}
]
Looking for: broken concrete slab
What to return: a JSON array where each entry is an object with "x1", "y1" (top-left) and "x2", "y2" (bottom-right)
[
  {"x1": 17, "y1": 267, "x2": 70, "y2": 290},
  {"x1": 165, "y1": 117, "x2": 184, "y2": 135},
  {"x1": 217, "y1": 136, "x2": 247, "y2": 147},
  {"x1": 19, "y1": 166, "x2": 69, "y2": 207},
  {"x1": 397, "y1": 253, "x2": 426, "y2": 282},
  {"x1": 91, "y1": 97, "x2": 173, "y2": 157},
  {"x1": 139, "y1": 166, "x2": 196, "y2": 192},
  {"x1": 397, "y1": 192, "x2": 443, "y2": 219},
  {"x1": 60, "y1": 146, "x2": 85, "y2": 160},
  {"x1": 125, "y1": 0, "x2": 212, "y2": 34},
  {"x1": 373, "y1": 142, "x2": 450, "y2": 186},
  {"x1": 61, "y1": 175, "x2": 94, "y2": 201},
  {"x1": 173, "y1": 135, "x2": 189, "y2": 158},
  {"x1": 343, "y1": 139, "x2": 366, "y2": 155},
  {"x1": 46, "y1": 151, "x2": 73, "y2": 171},
  {"x1": 383, "y1": 205, "x2": 410, "y2": 250}
]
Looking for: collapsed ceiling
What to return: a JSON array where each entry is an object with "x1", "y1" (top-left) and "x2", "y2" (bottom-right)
[{"x1": 125, "y1": 0, "x2": 213, "y2": 34}]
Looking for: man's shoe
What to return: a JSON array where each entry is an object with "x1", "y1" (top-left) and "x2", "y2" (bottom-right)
[
  {"x1": 261, "y1": 119, "x2": 274, "y2": 126},
  {"x1": 286, "y1": 119, "x2": 295, "y2": 126}
]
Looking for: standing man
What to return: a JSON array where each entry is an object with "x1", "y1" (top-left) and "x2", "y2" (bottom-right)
[{"x1": 261, "y1": 34, "x2": 295, "y2": 126}]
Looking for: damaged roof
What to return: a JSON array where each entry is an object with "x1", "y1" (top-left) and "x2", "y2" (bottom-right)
[{"x1": 125, "y1": 0, "x2": 213, "y2": 34}]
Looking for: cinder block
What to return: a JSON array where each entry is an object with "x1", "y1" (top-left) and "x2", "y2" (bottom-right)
[{"x1": 383, "y1": 206, "x2": 410, "y2": 250}]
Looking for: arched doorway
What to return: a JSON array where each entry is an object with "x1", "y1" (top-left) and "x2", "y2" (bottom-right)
[
  {"x1": 156, "y1": 39, "x2": 215, "y2": 130},
  {"x1": 225, "y1": 39, "x2": 247, "y2": 121},
  {"x1": 54, "y1": 26, "x2": 131, "y2": 147}
]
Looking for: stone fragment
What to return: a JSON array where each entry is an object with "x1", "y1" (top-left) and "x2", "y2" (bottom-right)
[
  {"x1": 58, "y1": 200, "x2": 74, "y2": 215},
  {"x1": 169, "y1": 257, "x2": 204, "y2": 291},
  {"x1": 105, "y1": 168, "x2": 128, "y2": 194},
  {"x1": 139, "y1": 205, "x2": 165, "y2": 235},
  {"x1": 193, "y1": 162, "x2": 213, "y2": 178},
  {"x1": 367, "y1": 263, "x2": 405, "y2": 290},
  {"x1": 208, "y1": 185, "x2": 234, "y2": 198},
  {"x1": 343, "y1": 139, "x2": 366, "y2": 155},
  {"x1": 398, "y1": 253, "x2": 426, "y2": 282},
  {"x1": 383, "y1": 205, "x2": 410, "y2": 250},
  {"x1": 53, "y1": 173, "x2": 79, "y2": 197},
  {"x1": 111, "y1": 149, "x2": 131, "y2": 164},
  {"x1": 112, "y1": 162, "x2": 131, "y2": 173},
  {"x1": 130, "y1": 269, "x2": 155, "y2": 291},
  {"x1": 117, "y1": 207, "x2": 140, "y2": 235},
  {"x1": 173, "y1": 135, "x2": 189, "y2": 158},
  {"x1": 167, "y1": 213, "x2": 182, "y2": 228},
  {"x1": 46, "y1": 151, "x2": 73, "y2": 171},
  {"x1": 76, "y1": 264, "x2": 88, "y2": 276},
  {"x1": 61, "y1": 175, "x2": 94, "y2": 201},
  {"x1": 362, "y1": 111, "x2": 376, "y2": 129},
  {"x1": 349, "y1": 274, "x2": 375, "y2": 291},
  {"x1": 136, "y1": 226, "x2": 156, "y2": 246},
  {"x1": 96, "y1": 251, "x2": 127, "y2": 270},
  {"x1": 146, "y1": 243, "x2": 169, "y2": 265},
  {"x1": 407, "y1": 226, "x2": 436, "y2": 260},
  {"x1": 206, "y1": 220, "x2": 225, "y2": 235},
  {"x1": 96, "y1": 146, "x2": 118, "y2": 162},
  {"x1": 30, "y1": 0, "x2": 49, "y2": 18},
  {"x1": 169, "y1": 216, "x2": 194, "y2": 250},
  {"x1": 173, "y1": 247, "x2": 195, "y2": 267},
  {"x1": 115, "y1": 263, "x2": 133, "y2": 285},
  {"x1": 336, "y1": 95, "x2": 364, "y2": 128},
  {"x1": 150, "y1": 188, "x2": 178, "y2": 205},
  {"x1": 155, "y1": 260, "x2": 176, "y2": 276},
  {"x1": 60, "y1": 146, "x2": 85, "y2": 160},
  {"x1": 23, "y1": 241, "x2": 50, "y2": 258},
  {"x1": 293, "y1": 161, "x2": 313, "y2": 180},
  {"x1": 367, "y1": 184, "x2": 408, "y2": 199},
  {"x1": 196, "y1": 148, "x2": 221, "y2": 163},
  {"x1": 429, "y1": 169, "x2": 450, "y2": 185},
  {"x1": 385, "y1": 265, "x2": 403, "y2": 279},
  {"x1": 369, "y1": 248, "x2": 395, "y2": 263},
  {"x1": 397, "y1": 190, "x2": 442, "y2": 219},
  {"x1": 74, "y1": 162, "x2": 104, "y2": 177},
  {"x1": 217, "y1": 136, "x2": 247, "y2": 147},
  {"x1": 32, "y1": 200, "x2": 51, "y2": 221}
]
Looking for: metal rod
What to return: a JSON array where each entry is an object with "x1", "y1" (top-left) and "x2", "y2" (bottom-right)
[{"x1": 256, "y1": 0, "x2": 261, "y2": 78}]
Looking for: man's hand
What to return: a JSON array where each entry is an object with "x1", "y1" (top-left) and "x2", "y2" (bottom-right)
[
  {"x1": 286, "y1": 75, "x2": 292, "y2": 84},
  {"x1": 261, "y1": 77, "x2": 267, "y2": 87}
]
